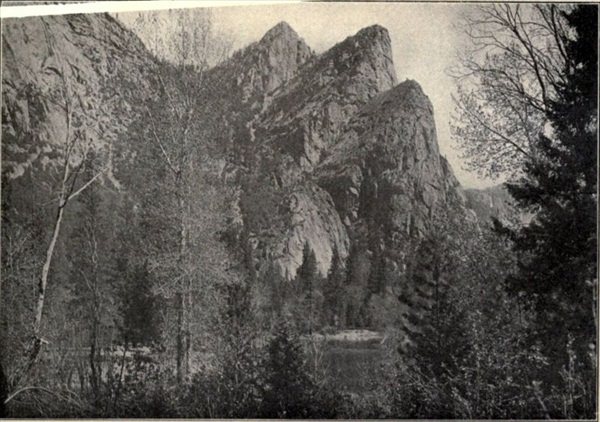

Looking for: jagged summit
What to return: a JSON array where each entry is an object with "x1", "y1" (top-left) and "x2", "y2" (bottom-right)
[
  {"x1": 209, "y1": 20, "x2": 313, "y2": 101},
  {"x1": 258, "y1": 23, "x2": 399, "y2": 171},
  {"x1": 260, "y1": 21, "x2": 300, "y2": 43},
  {"x1": 355, "y1": 24, "x2": 391, "y2": 41},
  {"x1": 196, "y1": 22, "x2": 464, "y2": 278}
]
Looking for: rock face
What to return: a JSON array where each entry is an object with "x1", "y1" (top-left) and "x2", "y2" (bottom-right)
[
  {"x1": 195, "y1": 21, "x2": 479, "y2": 280},
  {"x1": 317, "y1": 80, "x2": 465, "y2": 239},
  {"x1": 210, "y1": 21, "x2": 314, "y2": 107},
  {"x1": 259, "y1": 24, "x2": 397, "y2": 171},
  {"x1": 2, "y1": 14, "x2": 155, "y2": 179}
]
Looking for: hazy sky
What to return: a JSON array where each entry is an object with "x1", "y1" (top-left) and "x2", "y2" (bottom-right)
[{"x1": 56, "y1": 1, "x2": 492, "y2": 188}]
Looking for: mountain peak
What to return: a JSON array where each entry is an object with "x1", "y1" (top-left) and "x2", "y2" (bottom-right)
[
  {"x1": 260, "y1": 21, "x2": 301, "y2": 44},
  {"x1": 221, "y1": 20, "x2": 312, "y2": 98},
  {"x1": 324, "y1": 23, "x2": 397, "y2": 90},
  {"x1": 356, "y1": 24, "x2": 390, "y2": 39}
]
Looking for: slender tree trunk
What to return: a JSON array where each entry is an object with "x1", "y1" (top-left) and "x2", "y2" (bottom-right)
[
  {"x1": 25, "y1": 203, "x2": 66, "y2": 375},
  {"x1": 184, "y1": 286, "x2": 192, "y2": 376},
  {"x1": 592, "y1": 279, "x2": 598, "y2": 334},
  {"x1": 176, "y1": 188, "x2": 189, "y2": 383},
  {"x1": 89, "y1": 308, "x2": 99, "y2": 402},
  {"x1": 176, "y1": 291, "x2": 185, "y2": 384},
  {"x1": 308, "y1": 280, "x2": 313, "y2": 335},
  {"x1": 112, "y1": 343, "x2": 128, "y2": 417},
  {"x1": 0, "y1": 360, "x2": 8, "y2": 417}
]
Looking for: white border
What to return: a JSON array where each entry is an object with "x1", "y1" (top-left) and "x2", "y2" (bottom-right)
[{"x1": 0, "y1": 1, "x2": 300, "y2": 19}]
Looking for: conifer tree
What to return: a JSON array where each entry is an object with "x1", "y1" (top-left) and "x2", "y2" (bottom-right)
[
  {"x1": 367, "y1": 251, "x2": 386, "y2": 297},
  {"x1": 259, "y1": 262, "x2": 287, "y2": 322},
  {"x1": 295, "y1": 242, "x2": 319, "y2": 333},
  {"x1": 215, "y1": 280, "x2": 263, "y2": 416},
  {"x1": 261, "y1": 319, "x2": 314, "y2": 418},
  {"x1": 505, "y1": 4, "x2": 597, "y2": 370},
  {"x1": 323, "y1": 246, "x2": 344, "y2": 328}
]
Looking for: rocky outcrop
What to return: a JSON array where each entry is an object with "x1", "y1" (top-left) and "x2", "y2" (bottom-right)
[
  {"x1": 208, "y1": 21, "x2": 314, "y2": 107},
  {"x1": 273, "y1": 182, "x2": 350, "y2": 279},
  {"x1": 2, "y1": 14, "x2": 155, "y2": 179},
  {"x1": 259, "y1": 24, "x2": 397, "y2": 171},
  {"x1": 317, "y1": 80, "x2": 465, "y2": 239},
  {"x1": 193, "y1": 20, "x2": 486, "y2": 280},
  {"x1": 221, "y1": 23, "x2": 468, "y2": 279}
]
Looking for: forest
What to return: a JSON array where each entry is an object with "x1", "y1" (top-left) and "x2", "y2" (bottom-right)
[{"x1": 0, "y1": 3, "x2": 597, "y2": 419}]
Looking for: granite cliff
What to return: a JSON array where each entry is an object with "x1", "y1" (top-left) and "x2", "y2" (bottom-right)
[
  {"x1": 208, "y1": 21, "x2": 473, "y2": 279},
  {"x1": 2, "y1": 14, "x2": 510, "y2": 284},
  {"x1": 2, "y1": 14, "x2": 155, "y2": 180}
]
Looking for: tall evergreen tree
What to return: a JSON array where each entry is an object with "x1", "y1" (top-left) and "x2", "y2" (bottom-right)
[
  {"x1": 505, "y1": 4, "x2": 597, "y2": 370},
  {"x1": 295, "y1": 243, "x2": 319, "y2": 333},
  {"x1": 259, "y1": 262, "x2": 287, "y2": 322},
  {"x1": 323, "y1": 246, "x2": 344, "y2": 328},
  {"x1": 214, "y1": 280, "x2": 263, "y2": 417},
  {"x1": 261, "y1": 319, "x2": 314, "y2": 418}
]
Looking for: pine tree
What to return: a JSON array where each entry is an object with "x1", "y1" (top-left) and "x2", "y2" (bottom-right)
[
  {"x1": 323, "y1": 246, "x2": 344, "y2": 328},
  {"x1": 295, "y1": 242, "x2": 319, "y2": 333},
  {"x1": 505, "y1": 4, "x2": 597, "y2": 370},
  {"x1": 258, "y1": 262, "x2": 287, "y2": 322},
  {"x1": 341, "y1": 242, "x2": 371, "y2": 328},
  {"x1": 261, "y1": 319, "x2": 314, "y2": 418},
  {"x1": 397, "y1": 237, "x2": 440, "y2": 356}
]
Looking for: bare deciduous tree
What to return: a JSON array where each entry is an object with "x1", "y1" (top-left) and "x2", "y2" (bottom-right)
[
  {"x1": 450, "y1": 4, "x2": 570, "y2": 179},
  {"x1": 128, "y1": 8, "x2": 233, "y2": 382}
]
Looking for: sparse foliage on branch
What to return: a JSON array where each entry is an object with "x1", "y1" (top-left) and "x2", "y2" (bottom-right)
[{"x1": 451, "y1": 4, "x2": 571, "y2": 179}]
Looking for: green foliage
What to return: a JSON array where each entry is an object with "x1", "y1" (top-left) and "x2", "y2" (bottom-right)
[
  {"x1": 387, "y1": 202, "x2": 554, "y2": 418},
  {"x1": 98, "y1": 351, "x2": 179, "y2": 418},
  {"x1": 447, "y1": 5, "x2": 597, "y2": 417},
  {"x1": 212, "y1": 281, "x2": 264, "y2": 417},
  {"x1": 362, "y1": 248, "x2": 390, "y2": 328},
  {"x1": 341, "y1": 242, "x2": 371, "y2": 328},
  {"x1": 254, "y1": 263, "x2": 287, "y2": 326},
  {"x1": 366, "y1": 250, "x2": 386, "y2": 297}
]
